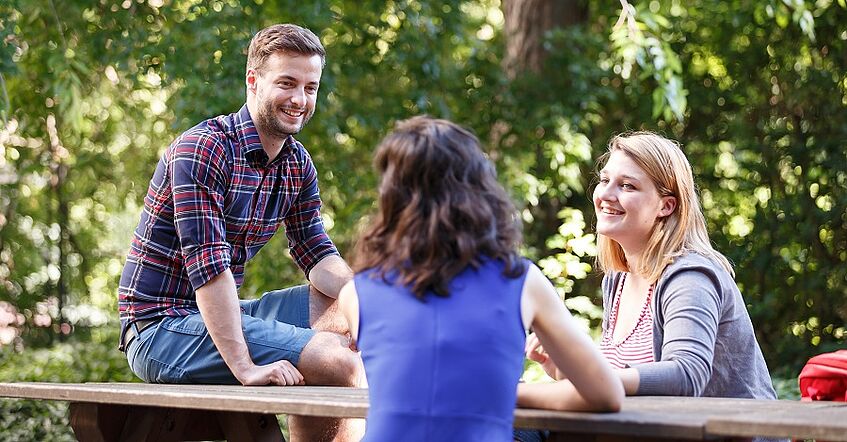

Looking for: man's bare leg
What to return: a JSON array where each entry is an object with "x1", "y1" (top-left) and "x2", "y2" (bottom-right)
[
  {"x1": 308, "y1": 284, "x2": 349, "y2": 335},
  {"x1": 288, "y1": 286, "x2": 365, "y2": 442},
  {"x1": 308, "y1": 285, "x2": 367, "y2": 384}
]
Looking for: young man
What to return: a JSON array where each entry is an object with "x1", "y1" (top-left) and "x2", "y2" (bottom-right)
[{"x1": 118, "y1": 24, "x2": 360, "y2": 440}]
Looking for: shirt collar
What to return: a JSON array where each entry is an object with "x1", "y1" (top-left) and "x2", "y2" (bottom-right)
[{"x1": 234, "y1": 104, "x2": 298, "y2": 167}]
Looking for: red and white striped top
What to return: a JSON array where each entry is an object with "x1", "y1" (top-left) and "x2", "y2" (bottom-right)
[{"x1": 600, "y1": 274, "x2": 655, "y2": 369}]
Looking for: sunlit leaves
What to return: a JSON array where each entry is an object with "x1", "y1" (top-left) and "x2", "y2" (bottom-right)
[
  {"x1": 0, "y1": 1, "x2": 179, "y2": 349},
  {"x1": 610, "y1": 4, "x2": 687, "y2": 121}
]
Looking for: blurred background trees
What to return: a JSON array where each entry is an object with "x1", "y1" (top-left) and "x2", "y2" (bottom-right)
[{"x1": 0, "y1": 1, "x2": 845, "y2": 431}]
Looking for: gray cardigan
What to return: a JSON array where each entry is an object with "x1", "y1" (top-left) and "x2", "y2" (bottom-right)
[{"x1": 602, "y1": 253, "x2": 777, "y2": 399}]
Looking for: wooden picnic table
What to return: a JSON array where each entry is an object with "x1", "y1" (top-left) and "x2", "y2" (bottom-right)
[{"x1": 1, "y1": 382, "x2": 846, "y2": 441}]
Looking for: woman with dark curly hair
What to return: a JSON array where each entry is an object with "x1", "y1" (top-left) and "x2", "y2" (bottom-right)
[{"x1": 337, "y1": 116, "x2": 622, "y2": 441}]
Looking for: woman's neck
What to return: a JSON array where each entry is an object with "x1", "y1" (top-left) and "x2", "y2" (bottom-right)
[
  {"x1": 623, "y1": 246, "x2": 657, "y2": 287},
  {"x1": 622, "y1": 246, "x2": 643, "y2": 276},
  {"x1": 623, "y1": 269, "x2": 651, "y2": 288}
]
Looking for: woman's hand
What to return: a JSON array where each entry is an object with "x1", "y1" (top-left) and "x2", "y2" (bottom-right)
[{"x1": 526, "y1": 332, "x2": 563, "y2": 380}]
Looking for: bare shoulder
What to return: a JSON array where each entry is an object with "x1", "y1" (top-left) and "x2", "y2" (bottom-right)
[
  {"x1": 523, "y1": 263, "x2": 557, "y2": 300},
  {"x1": 521, "y1": 262, "x2": 563, "y2": 328}
]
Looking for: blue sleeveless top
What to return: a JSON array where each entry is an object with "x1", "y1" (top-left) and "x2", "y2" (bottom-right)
[{"x1": 354, "y1": 257, "x2": 528, "y2": 442}]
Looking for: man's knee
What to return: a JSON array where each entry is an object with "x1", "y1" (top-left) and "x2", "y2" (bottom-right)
[
  {"x1": 297, "y1": 331, "x2": 360, "y2": 387},
  {"x1": 309, "y1": 286, "x2": 350, "y2": 335}
]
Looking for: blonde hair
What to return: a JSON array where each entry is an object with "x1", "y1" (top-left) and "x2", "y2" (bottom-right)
[{"x1": 595, "y1": 131, "x2": 733, "y2": 282}]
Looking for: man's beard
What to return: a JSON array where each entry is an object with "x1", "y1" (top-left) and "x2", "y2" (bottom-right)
[{"x1": 255, "y1": 97, "x2": 313, "y2": 139}]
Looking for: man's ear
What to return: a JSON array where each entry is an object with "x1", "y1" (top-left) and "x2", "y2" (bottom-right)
[
  {"x1": 658, "y1": 196, "x2": 677, "y2": 218},
  {"x1": 246, "y1": 68, "x2": 258, "y2": 93}
]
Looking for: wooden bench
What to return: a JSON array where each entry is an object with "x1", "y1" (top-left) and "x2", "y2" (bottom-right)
[{"x1": 2, "y1": 382, "x2": 847, "y2": 441}]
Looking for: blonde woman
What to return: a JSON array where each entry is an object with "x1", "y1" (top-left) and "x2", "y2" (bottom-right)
[{"x1": 520, "y1": 132, "x2": 776, "y2": 410}]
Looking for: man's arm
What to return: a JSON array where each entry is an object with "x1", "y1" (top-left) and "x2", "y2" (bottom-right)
[
  {"x1": 196, "y1": 269, "x2": 304, "y2": 386},
  {"x1": 307, "y1": 254, "x2": 353, "y2": 299}
]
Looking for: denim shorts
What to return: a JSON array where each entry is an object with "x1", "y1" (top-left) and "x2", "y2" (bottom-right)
[
  {"x1": 125, "y1": 284, "x2": 316, "y2": 384},
  {"x1": 513, "y1": 429, "x2": 548, "y2": 442}
]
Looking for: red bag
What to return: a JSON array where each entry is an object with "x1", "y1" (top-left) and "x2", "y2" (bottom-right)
[{"x1": 798, "y1": 350, "x2": 847, "y2": 401}]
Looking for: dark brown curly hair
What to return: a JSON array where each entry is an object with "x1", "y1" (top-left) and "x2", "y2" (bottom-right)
[{"x1": 352, "y1": 116, "x2": 525, "y2": 299}]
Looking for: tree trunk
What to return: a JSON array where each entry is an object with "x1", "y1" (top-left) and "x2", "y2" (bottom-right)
[{"x1": 502, "y1": 0, "x2": 588, "y2": 78}]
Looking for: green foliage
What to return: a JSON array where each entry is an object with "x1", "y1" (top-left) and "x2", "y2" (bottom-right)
[
  {"x1": 772, "y1": 376, "x2": 801, "y2": 401},
  {"x1": 657, "y1": 0, "x2": 847, "y2": 374},
  {"x1": 0, "y1": 326, "x2": 134, "y2": 382},
  {"x1": 518, "y1": 0, "x2": 847, "y2": 375},
  {"x1": 0, "y1": 399, "x2": 74, "y2": 442},
  {"x1": 0, "y1": 325, "x2": 136, "y2": 440}
]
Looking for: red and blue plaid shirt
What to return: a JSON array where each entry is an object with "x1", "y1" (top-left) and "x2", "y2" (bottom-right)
[{"x1": 118, "y1": 104, "x2": 338, "y2": 339}]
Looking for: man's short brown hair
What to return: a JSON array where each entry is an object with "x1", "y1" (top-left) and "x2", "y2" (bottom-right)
[{"x1": 247, "y1": 24, "x2": 326, "y2": 73}]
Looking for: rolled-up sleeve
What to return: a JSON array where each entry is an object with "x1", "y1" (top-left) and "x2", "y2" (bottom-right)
[
  {"x1": 285, "y1": 150, "x2": 338, "y2": 278},
  {"x1": 170, "y1": 133, "x2": 232, "y2": 289},
  {"x1": 636, "y1": 267, "x2": 721, "y2": 396}
]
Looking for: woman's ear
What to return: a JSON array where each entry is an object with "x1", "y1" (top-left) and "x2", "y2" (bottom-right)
[{"x1": 658, "y1": 196, "x2": 677, "y2": 218}]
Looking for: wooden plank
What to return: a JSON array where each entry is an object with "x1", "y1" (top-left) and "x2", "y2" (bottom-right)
[
  {"x1": 547, "y1": 434, "x2": 708, "y2": 442},
  {"x1": 117, "y1": 406, "x2": 186, "y2": 442},
  {"x1": 618, "y1": 397, "x2": 847, "y2": 441},
  {"x1": 705, "y1": 402, "x2": 847, "y2": 442},
  {"x1": 217, "y1": 411, "x2": 284, "y2": 442},
  {"x1": 69, "y1": 402, "x2": 129, "y2": 442},
  {"x1": 514, "y1": 407, "x2": 707, "y2": 440},
  {"x1": 617, "y1": 396, "x2": 847, "y2": 441},
  {"x1": 0, "y1": 383, "x2": 369, "y2": 418},
  {"x1": 82, "y1": 383, "x2": 369, "y2": 401},
  {"x1": 4, "y1": 382, "x2": 709, "y2": 439},
  {"x1": 5, "y1": 382, "x2": 847, "y2": 441},
  {"x1": 69, "y1": 402, "x2": 283, "y2": 442}
]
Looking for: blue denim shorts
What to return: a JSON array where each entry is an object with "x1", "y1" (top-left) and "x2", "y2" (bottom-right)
[
  {"x1": 125, "y1": 284, "x2": 316, "y2": 384},
  {"x1": 513, "y1": 429, "x2": 548, "y2": 442}
]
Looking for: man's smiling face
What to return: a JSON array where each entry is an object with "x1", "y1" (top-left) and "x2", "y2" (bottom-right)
[{"x1": 249, "y1": 51, "x2": 322, "y2": 138}]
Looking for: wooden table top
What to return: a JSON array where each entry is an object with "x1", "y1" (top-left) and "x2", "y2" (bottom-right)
[{"x1": 2, "y1": 382, "x2": 846, "y2": 441}]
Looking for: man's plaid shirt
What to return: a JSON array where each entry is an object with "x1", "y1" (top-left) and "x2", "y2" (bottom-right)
[{"x1": 118, "y1": 104, "x2": 338, "y2": 342}]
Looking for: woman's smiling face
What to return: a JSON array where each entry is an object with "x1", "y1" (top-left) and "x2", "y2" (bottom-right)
[{"x1": 593, "y1": 150, "x2": 673, "y2": 255}]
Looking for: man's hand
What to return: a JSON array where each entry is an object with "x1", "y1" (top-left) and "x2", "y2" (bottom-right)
[
  {"x1": 526, "y1": 332, "x2": 561, "y2": 379},
  {"x1": 238, "y1": 360, "x2": 305, "y2": 386},
  {"x1": 197, "y1": 270, "x2": 305, "y2": 387}
]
